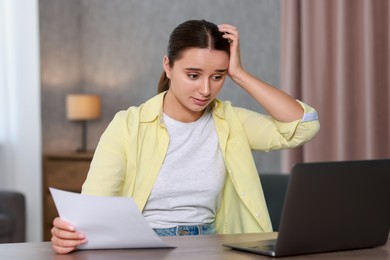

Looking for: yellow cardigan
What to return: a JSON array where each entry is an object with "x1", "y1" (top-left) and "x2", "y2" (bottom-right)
[{"x1": 82, "y1": 92, "x2": 320, "y2": 234}]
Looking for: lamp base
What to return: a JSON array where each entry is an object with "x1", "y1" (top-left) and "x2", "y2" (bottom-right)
[
  {"x1": 76, "y1": 147, "x2": 88, "y2": 153},
  {"x1": 76, "y1": 121, "x2": 88, "y2": 153}
]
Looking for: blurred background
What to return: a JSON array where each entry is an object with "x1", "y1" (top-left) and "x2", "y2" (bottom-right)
[
  {"x1": 39, "y1": 0, "x2": 282, "y2": 172},
  {"x1": 0, "y1": 0, "x2": 388, "y2": 242}
]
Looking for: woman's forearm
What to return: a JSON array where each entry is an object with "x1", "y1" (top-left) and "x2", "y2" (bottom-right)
[{"x1": 230, "y1": 69, "x2": 304, "y2": 122}]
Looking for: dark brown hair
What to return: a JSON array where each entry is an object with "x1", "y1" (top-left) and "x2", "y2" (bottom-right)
[{"x1": 157, "y1": 20, "x2": 230, "y2": 93}]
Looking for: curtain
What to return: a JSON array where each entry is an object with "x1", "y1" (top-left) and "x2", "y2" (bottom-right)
[
  {"x1": 0, "y1": 0, "x2": 42, "y2": 241},
  {"x1": 281, "y1": 0, "x2": 390, "y2": 172}
]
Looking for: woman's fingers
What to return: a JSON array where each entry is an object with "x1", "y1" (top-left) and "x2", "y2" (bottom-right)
[
  {"x1": 218, "y1": 24, "x2": 239, "y2": 43},
  {"x1": 218, "y1": 24, "x2": 237, "y2": 33},
  {"x1": 52, "y1": 244, "x2": 76, "y2": 255},
  {"x1": 53, "y1": 217, "x2": 75, "y2": 231},
  {"x1": 218, "y1": 24, "x2": 243, "y2": 78},
  {"x1": 51, "y1": 232, "x2": 86, "y2": 247},
  {"x1": 51, "y1": 217, "x2": 87, "y2": 254},
  {"x1": 51, "y1": 235, "x2": 85, "y2": 254},
  {"x1": 51, "y1": 225, "x2": 85, "y2": 240}
]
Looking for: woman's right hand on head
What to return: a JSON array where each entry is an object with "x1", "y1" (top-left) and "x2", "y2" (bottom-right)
[{"x1": 51, "y1": 217, "x2": 87, "y2": 254}]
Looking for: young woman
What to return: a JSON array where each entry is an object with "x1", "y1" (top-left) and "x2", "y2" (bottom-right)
[{"x1": 51, "y1": 19, "x2": 319, "y2": 254}]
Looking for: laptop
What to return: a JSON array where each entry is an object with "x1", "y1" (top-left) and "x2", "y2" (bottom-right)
[{"x1": 224, "y1": 159, "x2": 390, "y2": 257}]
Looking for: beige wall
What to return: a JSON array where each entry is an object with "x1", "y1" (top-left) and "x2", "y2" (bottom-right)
[{"x1": 39, "y1": 0, "x2": 282, "y2": 173}]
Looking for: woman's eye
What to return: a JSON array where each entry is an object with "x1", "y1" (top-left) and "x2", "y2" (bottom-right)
[
  {"x1": 212, "y1": 74, "x2": 223, "y2": 81},
  {"x1": 188, "y1": 74, "x2": 199, "y2": 80}
]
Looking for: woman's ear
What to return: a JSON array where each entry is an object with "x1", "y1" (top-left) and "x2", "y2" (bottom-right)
[{"x1": 163, "y1": 56, "x2": 171, "y2": 79}]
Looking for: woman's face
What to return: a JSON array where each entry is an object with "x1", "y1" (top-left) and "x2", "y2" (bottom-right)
[{"x1": 163, "y1": 47, "x2": 229, "y2": 122}]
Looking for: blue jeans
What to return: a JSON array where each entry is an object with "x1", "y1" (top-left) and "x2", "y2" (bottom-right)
[{"x1": 153, "y1": 223, "x2": 216, "y2": 236}]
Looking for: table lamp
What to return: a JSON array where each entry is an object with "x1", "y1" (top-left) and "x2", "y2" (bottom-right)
[{"x1": 66, "y1": 94, "x2": 101, "y2": 152}]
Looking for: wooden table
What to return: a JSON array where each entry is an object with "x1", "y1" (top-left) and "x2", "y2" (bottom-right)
[{"x1": 1, "y1": 232, "x2": 389, "y2": 259}]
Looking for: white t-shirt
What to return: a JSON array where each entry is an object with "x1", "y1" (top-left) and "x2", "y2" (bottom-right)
[{"x1": 143, "y1": 111, "x2": 226, "y2": 228}]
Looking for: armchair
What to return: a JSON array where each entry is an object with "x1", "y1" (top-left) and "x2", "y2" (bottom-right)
[
  {"x1": 260, "y1": 173, "x2": 290, "y2": 231},
  {"x1": 0, "y1": 190, "x2": 26, "y2": 243}
]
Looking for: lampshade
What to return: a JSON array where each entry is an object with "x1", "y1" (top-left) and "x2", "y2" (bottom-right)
[{"x1": 66, "y1": 94, "x2": 101, "y2": 121}]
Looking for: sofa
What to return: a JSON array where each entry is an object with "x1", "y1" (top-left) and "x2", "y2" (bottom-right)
[
  {"x1": 0, "y1": 191, "x2": 26, "y2": 243},
  {"x1": 260, "y1": 173, "x2": 290, "y2": 231}
]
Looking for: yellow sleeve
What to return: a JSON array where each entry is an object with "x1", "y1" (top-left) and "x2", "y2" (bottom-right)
[
  {"x1": 234, "y1": 100, "x2": 320, "y2": 151},
  {"x1": 82, "y1": 110, "x2": 130, "y2": 196}
]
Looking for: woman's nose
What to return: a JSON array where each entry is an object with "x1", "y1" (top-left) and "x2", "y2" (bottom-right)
[{"x1": 199, "y1": 79, "x2": 211, "y2": 96}]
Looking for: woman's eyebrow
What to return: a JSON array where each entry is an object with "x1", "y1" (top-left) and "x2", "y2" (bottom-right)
[
  {"x1": 184, "y1": 67, "x2": 228, "y2": 73},
  {"x1": 215, "y1": 69, "x2": 228, "y2": 73},
  {"x1": 185, "y1": 67, "x2": 202, "y2": 71}
]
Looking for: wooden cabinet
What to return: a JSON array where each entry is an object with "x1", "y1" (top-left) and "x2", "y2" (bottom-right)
[{"x1": 42, "y1": 152, "x2": 93, "y2": 241}]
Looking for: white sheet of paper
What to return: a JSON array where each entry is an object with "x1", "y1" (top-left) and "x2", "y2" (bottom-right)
[{"x1": 49, "y1": 187, "x2": 173, "y2": 250}]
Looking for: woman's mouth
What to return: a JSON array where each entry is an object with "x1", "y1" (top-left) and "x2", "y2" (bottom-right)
[{"x1": 193, "y1": 97, "x2": 209, "y2": 106}]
